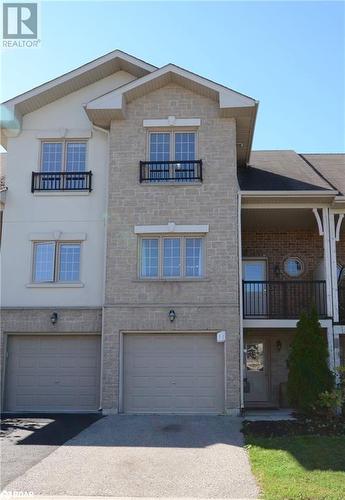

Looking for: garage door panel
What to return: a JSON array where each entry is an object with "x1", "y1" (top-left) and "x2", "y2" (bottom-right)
[
  {"x1": 5, "y1": 335, "x2": 101, "y2": 412},
  {"x1": 123, "y1": 333, "x2": 224, "y2": 414}
]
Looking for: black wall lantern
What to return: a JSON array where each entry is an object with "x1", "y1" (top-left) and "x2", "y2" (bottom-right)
[
  {"x1": 169, "y1": 310, "x2": 176, "y2": 322},
  {"x1": 50, "y1": 312, "x2": 58, "y2": 325}
]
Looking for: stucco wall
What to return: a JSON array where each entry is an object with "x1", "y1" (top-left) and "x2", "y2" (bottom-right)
[
  {"x1": 102, "y1": 82, "x2": 241, "y2": 413},
  {"x1": 1, "y1": 71, "x2": 136, "y2": 307}
]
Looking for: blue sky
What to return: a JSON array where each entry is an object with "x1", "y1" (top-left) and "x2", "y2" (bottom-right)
[{"x1": 1, "y1": 1, "x2": 344, "y2": 152}]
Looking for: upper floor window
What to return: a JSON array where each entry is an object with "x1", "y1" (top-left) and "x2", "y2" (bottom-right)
[
  {"x1": 149, "y1": 132, "x2": 196, "y2": 162},
  {"x1": 32, "y1": 141, "x2": 92, "y2": 192},
  {"x1": 140, "y1": 236, "x2": 204, "y2": 279},
  {"x1": 139, "y1": 131, "x2": 201, "y2": 183},
  {"x1": 33, "y1": 241, "x2": 81, "y2": 283},
  {"x1": 41, "y1": 141, "x2": 87, "y2": 172}
]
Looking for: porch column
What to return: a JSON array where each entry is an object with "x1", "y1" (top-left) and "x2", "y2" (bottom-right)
[
  {"x1": 326, "y1": 322, "x2": 335, "y2": 372},
  {"x1": 322, "y1": 208, "x2": 333, "y2": 319}
]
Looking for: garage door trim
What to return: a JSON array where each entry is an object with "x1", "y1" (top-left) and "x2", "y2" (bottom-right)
[{"x1": 119, "y1": 330, "x2": 226, "y2": 414}]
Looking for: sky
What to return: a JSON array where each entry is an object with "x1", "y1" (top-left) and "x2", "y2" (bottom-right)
[{"x1": 1, "y1": 0, "x2": 344, "y2": 153}]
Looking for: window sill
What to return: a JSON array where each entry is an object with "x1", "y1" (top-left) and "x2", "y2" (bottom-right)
[
  {"x1": 33, "y1": 191, "x2": 91, "y2": 197},
  {"x1": 132, "y1": 278, "x2": 210, "y2": 283},
  {"x1": 139, "y1": 182, "x2": 202, "y2": 187},
  {"x1": 26, "y1": 282, "x2": 85, "y2": 288}
]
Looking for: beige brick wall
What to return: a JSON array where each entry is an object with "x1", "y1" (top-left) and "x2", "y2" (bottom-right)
[
  {"x1": 102, "y1": 83, "x2": 241, "y2": 413},
  {"x1": 1, "y1": 308, "x2": 102, "y2": 333}
]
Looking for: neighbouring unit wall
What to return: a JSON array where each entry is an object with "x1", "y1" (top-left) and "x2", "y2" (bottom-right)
[{"x1": 242, "y1": 230, "x2": 324, "y2": 280}]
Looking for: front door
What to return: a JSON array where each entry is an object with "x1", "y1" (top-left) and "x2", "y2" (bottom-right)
[
  {"x1": 242, "y1": 260, "x2": 267, "y2": 317},
  {"x1": 244, "y1": 337, "x2": 270, "y2": 405}
]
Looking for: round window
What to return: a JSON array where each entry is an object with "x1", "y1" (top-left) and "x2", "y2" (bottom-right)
[{"x1": 284, "y1": 258, "x2": 304, "y2": 277}]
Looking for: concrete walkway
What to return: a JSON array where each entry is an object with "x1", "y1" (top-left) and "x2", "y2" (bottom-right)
[{"x1": 5, "y1": 415, "x2": 259, "y2": 498}]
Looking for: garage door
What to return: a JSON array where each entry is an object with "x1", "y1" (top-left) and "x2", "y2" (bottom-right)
[
  {"x1": 123, "y1": 333, "x2": 224, "y2": 414},
  {"x1": 4, "y1": 335, "x2": 101, "y2": 412}
]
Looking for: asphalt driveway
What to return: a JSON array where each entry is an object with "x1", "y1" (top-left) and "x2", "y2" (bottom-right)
[
  {"x1": 0, "y1": 413, "x2": 101, "y2": 489},
  {"x1": 4, "y1": 415, "x2": 259, "y2": 498}
]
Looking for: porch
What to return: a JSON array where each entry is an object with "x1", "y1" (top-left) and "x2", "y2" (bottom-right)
[{"x1": 241, "y1": 208, "x2": 331, "y2": 321}]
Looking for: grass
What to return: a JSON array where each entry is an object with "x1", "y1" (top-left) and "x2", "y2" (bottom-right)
[{"x1": 245, "y1": 435, "x2": 345, "y2": 500}]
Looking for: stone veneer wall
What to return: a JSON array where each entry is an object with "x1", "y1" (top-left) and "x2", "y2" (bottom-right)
[{"x1": 102, "y1": 83, "x2": 241, "y2": 414}]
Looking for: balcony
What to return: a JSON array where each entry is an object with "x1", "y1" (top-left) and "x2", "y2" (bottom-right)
[
  {"x1": 339, "y1": 285, "x2": 345, "y2": 323},
  {"x1": 139, "y1": 160, "x2": 202, "y2": 183},
  {"x1": 242, "y1": 280, "x2": 327, "y2": 319},
  {"x1": 31, "y1": 171, "x2": 92, "y2": 192}
]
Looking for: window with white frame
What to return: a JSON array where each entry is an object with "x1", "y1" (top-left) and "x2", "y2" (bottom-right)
[
  {"x1": 33, "y1": 241, "x2": 81, "y2": 283},
  {"x1": 41, "y1": 141, "x2": 87, "y2": 172},
  {"x1": 148, "y1": 132, "x2": 197, "y2": 181},
  {"x1": 140, "y1": 236, "x2": 204, "y2": 279}
]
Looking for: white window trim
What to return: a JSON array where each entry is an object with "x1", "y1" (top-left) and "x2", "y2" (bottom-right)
[
  {"x1": 143, "y1": 116, "x2": 201, "y2": 128},
  {"x1": 31, "y1": 240, "x2": 83, "y2": 284},
  {"x1": 29, "y1": 232, "x2": 87, "y2": 241},
  {"x1": 36, "y1": 129, "x2": 92, "y2": 139},
  {"x1": 135, "y1": 223, "x2": 209, "y2": 234},
  {"x1": 139, "y1": 235, "x2": 205, "y2": 280},
  {"x1": 39, "y1": 139, "x2": 88, "y2": 172}
]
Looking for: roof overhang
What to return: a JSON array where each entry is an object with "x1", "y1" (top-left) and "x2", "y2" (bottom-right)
[
  {"x1": 85, "y1": 64, "x2": 258, "y2": 166},
  {"x1": 240, "y1": 189, "x2": 338, "y2": 208},
  {"x1": 0, "y1": 50, "x2": 157, "y2": 147}
]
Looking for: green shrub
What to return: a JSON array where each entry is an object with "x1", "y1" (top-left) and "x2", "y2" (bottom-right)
[{"x1": 287, "y1": 307, "x2": 334, "y2": 413}]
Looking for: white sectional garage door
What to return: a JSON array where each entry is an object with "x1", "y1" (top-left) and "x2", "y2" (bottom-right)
[
  {"x1": 5, "y1": 335, "x2": 101, "y2": 412},
  {"x1": 123, "y1": 333, "x2": 224, "y2": 414}
]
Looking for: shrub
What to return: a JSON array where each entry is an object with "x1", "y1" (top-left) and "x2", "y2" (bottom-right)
[{"x1": 287, "y1": 307, "x2": 335, "y2": 413}]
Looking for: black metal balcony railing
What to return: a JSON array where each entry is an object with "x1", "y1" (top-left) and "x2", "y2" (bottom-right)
[
  {"x1": 139, "y1": 160, "x2": 202, "y2": 183},
  {"x1": 31, "y1": 171, "x2": 92, "y2": 192},
  {"x1": 243, "y1": 280, "x2": 327, "y2": 319},
  {"x1": 339, "y1": 285, "x2": 345, "y2": 323}
]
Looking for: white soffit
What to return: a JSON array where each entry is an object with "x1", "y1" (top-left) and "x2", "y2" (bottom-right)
[
  {"x1": 134, "y1": 223, "x2": 209, "y2": 234},
  {"x1": 0, "y1": 50, "x2": 157, "y2": 134},
  {"x1": 86, "y1": 64, "x2": 257, "y2": 114}
]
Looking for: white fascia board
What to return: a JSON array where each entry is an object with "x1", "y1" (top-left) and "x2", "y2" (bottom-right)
[
  {"x1": 143, "y1": 117, "x2": 201, "y2": 128},
  {"x1": 243, "y1": 319, "x2": 332, "y2": 329},
  {"x1": 240, "y1": 190, "x2": 338, "y2": 197},
  {"x1": 2, "y1": 50, "x2": 156, "y2": 109},
  {"x1": 134, "y1": 223, "x2": 209, "y2": 234},
  {"x1": 29, "y1": 232, "x2": 87, "y2": 241},
  {"x1": 334, "y1": 325, "x2": 345, "y2": 334},
  {"x1": 87, "y1": 63, "x2": 256, "y2": 112}
]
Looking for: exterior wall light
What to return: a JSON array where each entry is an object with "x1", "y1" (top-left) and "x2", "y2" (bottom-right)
[
  {"x1": 169, "y1": 310, "x2": 176, "y2": 322},
  {"x1": 50, "y1": 312, "x2": 58, "y2": 325},
  {"x1": 276, "y1": 340, "x2": 282, "y2": 352}
]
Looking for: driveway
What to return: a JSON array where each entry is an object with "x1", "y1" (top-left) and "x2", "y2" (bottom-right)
[
  {"x1": 4, "y1": 415, "x2": 258, "y2": 498},
  {"x1": 0, "y1": 414, "x2": 101, "y2": 489}
]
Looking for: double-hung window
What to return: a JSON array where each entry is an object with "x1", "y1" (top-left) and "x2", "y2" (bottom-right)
[
  {"x1": 33, "y1": 241, "x2": 81, "y2": 283},
  {"x1": 140, "y1": 236, "x2": 204, "y2": 279},
  {"x1": 148, "y1": 132, "x2": 197, "y2": 181}
]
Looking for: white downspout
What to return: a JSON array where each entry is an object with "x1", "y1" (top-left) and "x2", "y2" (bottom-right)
[
  {"x1": 92, "y1": 123, "x2": 110, "y2": 412},
  {"x1": 238, "y1": 192, "x2": 244, "y2": 413}
]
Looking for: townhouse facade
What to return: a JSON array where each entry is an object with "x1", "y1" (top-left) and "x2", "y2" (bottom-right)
[{"x1": 0, "y1": 50, "x2": 344, "y2": 415}]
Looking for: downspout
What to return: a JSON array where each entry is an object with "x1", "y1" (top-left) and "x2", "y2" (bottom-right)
[
  {"x1": 92, "y1": 123, "x2": 110, "y2": 412},
  {"x1": 238, "y1": 192, "x2": 244, "y2": 414}
]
